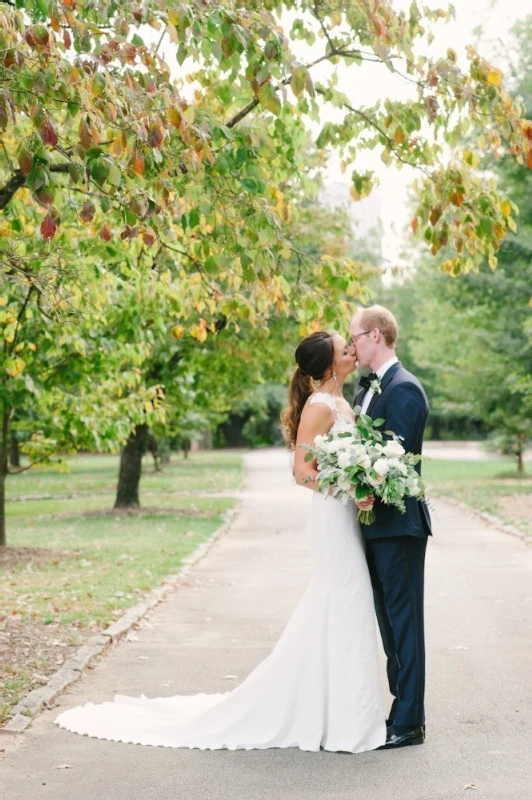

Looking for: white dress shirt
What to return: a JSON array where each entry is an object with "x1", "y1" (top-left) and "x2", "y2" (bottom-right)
[{"x1": 360, "y1": 356, "x2": 399, "y2": 414}]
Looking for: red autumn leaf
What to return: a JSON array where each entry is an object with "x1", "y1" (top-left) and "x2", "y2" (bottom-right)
[
  {"x1": 430, "y1": 207, "x2": 442, "y2": 226},
  {"x1": 24, "y1": 28, "x2": 37, "y2": 47},
  {"x1": 120, "y1": 224, "x2": 139, "y2": 240},
  {"x1": 374, "y1": 18, "x2": 388, "y2": 38},
  {"x1": 79, "y1": 117, "x2": 92, "y2": 150},
  {"x1": 450, "y1": 190, "x2": 464, "y2": 207},
  {"x1": 527, "y1": 149, "x2": 532, "y2": 169},
  {"x1": 40, "y1": 117, "x2": 58, "y2": 148},
  {"x1": 131, "y1": 151, "x2": 145, "y2": 175},
  {"x1": 41, "y1": 213, "x2": 57, "y2": 241},
  {"x1": 99, "y1": 224, "x2": 112, "y2": 242},
  {"x1": 18, "y1": 150, "x2": 33, "y2": 175},
  {"x1": 148, "y1": 125, "x2": 165, "y2": 149},
  {"x1": 142, "y1": 226, "x2": 156, "y2": 246},
  {"x1": 63, "y1": 29, "x2": 72, "y2": 49},
  {"x1": 79, "y1": 200, "x2": 95, "y2": 222},
  {"x1": 36, "y1": 189, "x2": 54, "y2": 207},
  {"x1": 411, "y1": 217, "x2": 419, "y2": 234}
]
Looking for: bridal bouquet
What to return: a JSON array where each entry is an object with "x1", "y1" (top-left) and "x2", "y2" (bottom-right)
[{"x1": 301, "y1": 414, "x2": 426, "y2": 524}]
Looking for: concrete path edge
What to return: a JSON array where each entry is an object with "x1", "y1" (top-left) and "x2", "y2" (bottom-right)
[
  {"x1": 431, "y1": 493, "x2": 529, "y2": 542},
  {"x1": 4, "y1": 504, "x2": 240, "y2": 733}
]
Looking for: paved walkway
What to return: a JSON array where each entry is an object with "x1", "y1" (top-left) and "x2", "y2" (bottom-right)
[{"x1": 1, "y1": 449, "x2": 531, "y2": 800}]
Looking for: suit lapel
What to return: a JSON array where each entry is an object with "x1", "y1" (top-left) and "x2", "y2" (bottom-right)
[
  {"x1": 353, "y1": 386, "x2": 366, "y2": 409},
  {"x1": 367, "y1": 361, "x2": 402, "y2": 417}
]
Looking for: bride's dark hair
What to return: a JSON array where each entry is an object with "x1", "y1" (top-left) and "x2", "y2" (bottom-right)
[{"x1": 281, "y1": 331, "x2": 335, "y2": 449}]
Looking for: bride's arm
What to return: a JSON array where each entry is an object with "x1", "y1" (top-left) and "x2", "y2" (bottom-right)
[{"x1": 293, "y1": 403, "x2": 334, "y2": 492}]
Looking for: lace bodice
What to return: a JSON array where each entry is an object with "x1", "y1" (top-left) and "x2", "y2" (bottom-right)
[{"x1": 308, "y1": 392, "x2": 356, "y2": 435}]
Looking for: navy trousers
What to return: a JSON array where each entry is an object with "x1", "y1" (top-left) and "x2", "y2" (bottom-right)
[{"x1": 365, "y1": 536, "x2": 427, "y2": 728}]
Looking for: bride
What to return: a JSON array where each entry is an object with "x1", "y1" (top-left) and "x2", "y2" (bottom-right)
[{"x1": 55, "y1": 331, "x2": 386, "y2": 752}]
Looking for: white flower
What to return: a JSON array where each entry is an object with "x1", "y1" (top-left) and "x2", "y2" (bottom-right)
[
  {"x1": 337, "y1": 450, "x2": 353, "y2": 469},
  {"x1": 382, "y1": 440, "x2": 405, "y2": 458},
  {"x1": 406, "y1": 476, "x2": 421, "y2": 495},
  {"x1": 320, "y1": 437, "x2": 343, "y2": 455},
  {"x1": 386, "y1": 457, "x2": 408, "y2": 476},
  {"x1": 354, "y1": 450, "x2": 372, "y2": 470},
  {"x1": 337, "y1": 477, "x2": 352, "y2": 493},
  {"x1": 373, "y1": 457, "x2": 390, "y2": 477},
  {"x1": 370, "y1": 377, "x2": 382, "y2": 395}
]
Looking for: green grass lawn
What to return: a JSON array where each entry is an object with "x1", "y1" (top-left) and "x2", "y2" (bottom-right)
[
  {"x1": 0, "y1": 450, "x2": 244, "y2": 726},
  {"x1": 424, "y1": 458, "x2": 531, "y2": 537}
]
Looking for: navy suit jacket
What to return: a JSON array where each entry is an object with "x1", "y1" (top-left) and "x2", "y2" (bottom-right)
[{"x1": 354, "y1": 361, "x2": 432, "y2": 540}]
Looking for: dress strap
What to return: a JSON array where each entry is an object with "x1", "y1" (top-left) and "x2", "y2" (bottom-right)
[{"x1": 308, "y1": 392, "x2": 341, "y2": 418}]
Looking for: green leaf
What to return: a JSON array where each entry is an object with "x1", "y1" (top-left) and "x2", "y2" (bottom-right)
[
  {"x1": 189, "y1": 208, "x2": 200, "y2": 228},
  {"x1": 107, "y1": 163, "x2": 121, "y2": 187},
  {"x1": 204, "y1": 256, "x2": 219, "y2": 274},
  {"x1": 258, "y1": 83, "x2": 281, "y2": 116}
]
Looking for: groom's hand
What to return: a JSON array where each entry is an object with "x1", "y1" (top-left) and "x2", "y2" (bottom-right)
[{"x1": 355, "y1": 494, "x2": 374, "y2": 511}]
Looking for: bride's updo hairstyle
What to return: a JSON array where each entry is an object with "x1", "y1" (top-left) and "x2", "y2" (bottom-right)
[{"x1": 281, "y1": 331, "x2": 335, "y2": 449}]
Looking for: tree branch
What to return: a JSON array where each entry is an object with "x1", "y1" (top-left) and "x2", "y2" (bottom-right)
[{"x1": 0, "y1": 163, "x2": 72, "y2": 210}]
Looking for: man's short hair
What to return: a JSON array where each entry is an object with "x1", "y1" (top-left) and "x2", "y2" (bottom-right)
[{"x1": 357, "y1": 305, "x2": 399, "y2": 347}]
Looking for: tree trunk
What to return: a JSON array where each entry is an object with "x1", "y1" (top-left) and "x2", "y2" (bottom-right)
[
  {"x1": 182, "y1": 438, "x2": 191, "y2": 459},
  {"x1": 114, "y1": 424, "x2": 148, "y2": 508},
  {"x1": 161, "y1": 451, "x2": 171, "y2": 465},
  {"x1": 0, "y1": 465, "x2": 5, "y2": 548},
  {"x1": 517, "y1": 433, "x2": 526, "y2": 475},
  {"x1": 10, "y1": 433, "x2": 20, "y2": 468},
  {"x1": 0, "y1": 405, "x2": 9, "y2": 547},
  {"x1": 145, "y1": 433, "x2": 161, "y2": 472}
]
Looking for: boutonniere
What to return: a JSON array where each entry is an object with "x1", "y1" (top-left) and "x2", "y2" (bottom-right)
[{"x1": 370, "y1": 376, "x2": 382, "y2": 395}]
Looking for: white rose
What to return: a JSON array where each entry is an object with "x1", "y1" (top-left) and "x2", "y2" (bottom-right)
[
  {"x1": 320, "y1": 438, "x2": 341, "y2": 455},
  {"x1": 357, "y1": 454, "x2": 372, "y2": 471},
  {"x1": 385, "y1": 457, "x2": 408, "y2": 476},
  {"x1": 337, "y1": 450, "x2": 352, "y2": 469},
  {"x1": 373, "y1": 457, "x2": 390, "y2": 477},
  {"x1": 382, "y1": 440, "x2": 405, "y2": 458}
]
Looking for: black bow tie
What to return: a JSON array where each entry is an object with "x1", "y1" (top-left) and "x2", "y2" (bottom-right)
[{"x1": 359, "y1": 372, "x2": 378, "y2": 390}]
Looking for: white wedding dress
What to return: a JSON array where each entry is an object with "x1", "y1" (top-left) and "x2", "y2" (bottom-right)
[{"x1": 55, "y1": 393, "x2": 386, "y2": 752}]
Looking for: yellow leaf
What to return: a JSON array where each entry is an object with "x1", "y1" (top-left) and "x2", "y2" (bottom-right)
[
  {"x1": 144, "y1": 400, "x2": 153, "y2": 413},
  {"x1": 0, "y1": 297, "x2": 7, "y2": 307},
  {"x1": 500, "y1": 200, "x2": 511, "y2": 218},
  {"x1": 171, "y1": 324, "x2": 185, "y2": 339},
  {"x1": 487, "y1": 71, "x2": 500, "y2": 86},
  {"x1": 8, "y1": 357, "x2": 26, "y2": 378},
  {"x1": 168, "y1": 106, "x2": 182, "y2": 129}
]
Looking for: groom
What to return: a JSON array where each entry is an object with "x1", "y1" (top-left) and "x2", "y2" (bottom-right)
[{"x1": 350, "y1": 305, "x2": 431, "y2": 750}]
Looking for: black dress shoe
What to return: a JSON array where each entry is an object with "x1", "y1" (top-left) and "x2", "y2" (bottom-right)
[{"x1": 378, "y1": 725, "x2": 425, "y2": 750}]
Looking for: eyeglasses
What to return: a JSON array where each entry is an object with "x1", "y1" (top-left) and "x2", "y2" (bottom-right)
[{"x1": 350, "y1": 329, "x2": 373, "y2": 344}]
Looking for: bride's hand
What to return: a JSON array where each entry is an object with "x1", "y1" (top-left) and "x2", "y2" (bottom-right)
[{"x1": 355, "y1": 494, "x2": 374, "y2": 511}]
